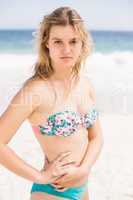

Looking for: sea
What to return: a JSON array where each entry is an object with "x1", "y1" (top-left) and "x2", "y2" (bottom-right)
[
  {"x1": 0, "y1": 30, "x2": 133, "y2": 114},
  {"x1": 0, "y1": 29, "x2": 133, "y2": 54},
  {"x1": 0, "y1": 30, "x2": 133, "y2": 200}
]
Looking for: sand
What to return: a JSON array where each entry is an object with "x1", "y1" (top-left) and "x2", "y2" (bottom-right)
[
  {"x1": 0, "y1": 113, "x2": 133, "y2": 200},
  {"x1": 0, "y1": 53, "x2": 133, "y2": 199}
]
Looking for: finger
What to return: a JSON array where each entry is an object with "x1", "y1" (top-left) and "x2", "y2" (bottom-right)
[
  {"x1": 56, "y1": 188, "x2": 67, "y2": 192},
  {"x1": 52, "y1": 175, "x2": 64, "y2": 182},
  {"x1": 51, "y1": 183, "x2": 66, "y2": 191},
  {"x1": 53, "y1": 162, "x2": 73, "y2": 172},
  {"x1": 52, "y1": 167, "x2": 67, "y2": 179},
  {"x1": 59, "y1": 158, "x2": 76, "y2": 166},
  {"x1": 60, "y1": 164, "x2": 72, "y2": 171},
  {"x1": 58, "y1": 166, "x2": 71, "y2": 176},
  {"x1": 58, "y1": 172, "x2": 71, "y2": 183},
  {"x1": 51, "y1": 183, "x2": 66, "y2": 192},
  {"x1": 52, "y1": 163, "x2": 72, "y2": 179},
  {"x1": 55, "y1": 177, "x2": 65, "y2": 184},
  {"x1": 54, "y1": 174, "x2": 66, "y2": 182},
  {"x1": 55, "y1": 187, "x2": 68, "y2": 192},
  {"x1": 51, "y1": 183, "x2": 58, "y2": 188},
  {"x1": 54, "y1": 174, "x2": 69, "y2": 183},
  {"x1": 53, "y1": 163, "x2": 72, "y2": 176},
  {"x1": 54, "y1": 152, "x2": 71, "y2": 163}
]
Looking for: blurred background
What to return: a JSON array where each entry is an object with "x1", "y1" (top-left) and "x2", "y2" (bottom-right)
[{"x1": 0, "y1": 1, "x2": 133, "y2": 199}]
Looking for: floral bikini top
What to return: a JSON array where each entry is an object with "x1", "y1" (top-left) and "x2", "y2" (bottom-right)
[{"x1": 32, "y1": 105, "x2": 99, "y2": 137}]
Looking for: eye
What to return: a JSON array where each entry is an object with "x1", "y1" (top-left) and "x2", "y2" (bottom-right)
[
  {"x1": 54, "y1": 40, "x2": 62, "y2": 44},
  {"x1": 70, "y1": 40, "x2": 77, "y2": 44}
]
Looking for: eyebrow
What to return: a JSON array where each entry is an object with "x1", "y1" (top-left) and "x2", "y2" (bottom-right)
[
  {"x1": 51, "y1": 37, "x2": 80, "y2": 41},
  {"x1": 51, "y1": 37, "x2": 61, "y2": 41}
]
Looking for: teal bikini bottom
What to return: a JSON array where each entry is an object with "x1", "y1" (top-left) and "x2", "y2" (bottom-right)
[{"x1": 30, "y1": 181, "x2": 88, "y2": 200}]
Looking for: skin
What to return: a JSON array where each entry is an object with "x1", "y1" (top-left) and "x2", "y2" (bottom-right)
[
  {"x1": 0, "y1": 25, "x2": 103, "y2": 200},
  {"x1": 46, "y1": 25, "x2": 83, "y2": 76},
  {"x1": 30, "y1": 25, "x2": 103, "y2": 199}
]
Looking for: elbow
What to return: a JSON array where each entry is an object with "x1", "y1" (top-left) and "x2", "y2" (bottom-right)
[
  {"x1": 0, "y1": 143, "x2": 7, "y2": 150},
  {"x1": 0, "y1": 143, "x2": 5, "y2": 148},
  {"x1": 0, "y1": 141, "x2": 8, "y2": 146}
]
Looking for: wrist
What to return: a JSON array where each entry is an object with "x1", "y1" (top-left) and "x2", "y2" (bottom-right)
[
  {"x1": 34, "y1": 170, "x2": 49, "y2": 184},
  {"x1": 34, "y1": 171, "x2": 43, "y2": 183}
]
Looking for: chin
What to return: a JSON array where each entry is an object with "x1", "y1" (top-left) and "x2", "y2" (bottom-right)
[
  {"x1": 61, "y1": 60, "x2": 75, "y2": 67},
  {"x1": 63, "y1": 63, "x2": 74, "y2": 69}
]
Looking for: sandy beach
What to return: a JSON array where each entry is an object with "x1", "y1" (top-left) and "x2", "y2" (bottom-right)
[
  {"x1": 0, "y1": 52, "x2": 133, "y2": 199},
  {"x1": 0, "y1": 114, "x2": 133, "y2": 200},
  {"x1": 0, "y1": 0, "x2": 132, "y2": 198}
]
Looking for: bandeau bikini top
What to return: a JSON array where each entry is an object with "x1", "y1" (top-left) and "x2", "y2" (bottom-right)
[{"x1": 32, "y1": 105, "x2": 99, "y2": 137}]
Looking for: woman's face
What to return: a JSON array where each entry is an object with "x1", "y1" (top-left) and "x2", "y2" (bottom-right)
[{"x1": 46, "y1": 25, "x2": 83, "y2": 71}]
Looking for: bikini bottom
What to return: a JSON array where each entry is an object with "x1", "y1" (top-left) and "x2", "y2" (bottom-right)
[{"x1": 30, "y1": 181, "x2": 88, "y2": 200}]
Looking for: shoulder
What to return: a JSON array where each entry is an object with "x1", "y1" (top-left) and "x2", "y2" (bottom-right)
[
  {"x1": 22, "y1": 77, "x2": 50, "y2": 96},
  {"x1": 21, "y1": 77, "x2": 55, "y2": 109},
  {"x1": 0, "y1": 78, "x2": 49, "y2": 145},
  {"x1": 22, "y1": 77, "x2": 47, "y2": 92},
  {"x1": 80, "y1": 74, "x2": 96, "y2": 103},
  {"x1": 15, "y1": 77, "x2": 49, "y2": 109}
]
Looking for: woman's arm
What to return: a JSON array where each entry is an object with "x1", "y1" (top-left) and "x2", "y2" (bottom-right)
[
  {"x1": 0, "y1": 80, "x2": 73, "y2": 184},
  {"x1": 78, "y1": 79, "x2": 104, "y2": 173},
  {"x1": 0, "y1": 80, "x2": 43, "y2": 183},
  {"x1": 52, "y1": 79, "x2": 104, "y2": 188},
  {"x1": 79, "y1": 117, "x2": 103, "y2": 173}
]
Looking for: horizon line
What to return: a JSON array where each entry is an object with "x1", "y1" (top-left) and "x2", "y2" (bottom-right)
[{"x1": 0, "y1": 28, "x2": 133, "y2": 32}]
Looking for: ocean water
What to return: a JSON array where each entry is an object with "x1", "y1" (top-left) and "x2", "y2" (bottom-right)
[
  {"x1": 0, "y1": 30, "x2": 133, "y2": 200},
  {"x1": 0, "y1": 30, "x2": 133, "y2": 114},
  {"x1": 0, "y1": 30, "x2": 133, "y2": 54}
]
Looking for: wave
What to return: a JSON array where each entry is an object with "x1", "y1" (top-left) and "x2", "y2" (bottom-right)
[
  {"x1": 0, "y1": 51, "x2": 133, "y2": 114},
  {"x1": 0, "y1": 51, "x2": 132, "y2": 66}
]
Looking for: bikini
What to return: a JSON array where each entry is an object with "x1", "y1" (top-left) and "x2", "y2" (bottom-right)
[{"x1": 30, "y1": 105, "x2": 99, "y2": 200}]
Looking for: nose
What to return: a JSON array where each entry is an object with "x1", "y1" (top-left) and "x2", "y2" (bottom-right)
[{"x1": 62, "y1": 43, "x2": 71, "y2": 54}]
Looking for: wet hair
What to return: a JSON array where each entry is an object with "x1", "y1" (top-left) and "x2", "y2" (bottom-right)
[
  {"x1": 23, "y1": 7, "x2": 93, "y2": 104},
  {"x1": 28, "y1": 6, "x2": 93, "y2": 82}
]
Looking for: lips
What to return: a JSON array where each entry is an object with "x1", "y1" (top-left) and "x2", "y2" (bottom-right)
[{"x1": 60, "y1": 57, "x2": 72, "y2": 59}]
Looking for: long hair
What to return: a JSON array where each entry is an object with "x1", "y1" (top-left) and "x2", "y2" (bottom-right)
[{"x1": 23, "y1": 7, "x2": 93, "y2": 103}]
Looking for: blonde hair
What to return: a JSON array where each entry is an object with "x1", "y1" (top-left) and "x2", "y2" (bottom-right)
[
  {"x1": 29, "y1": 6, "x2": 93, "y2": 81},
  {"x1": 24, "y1": 7, "x2": 93, "y2": 103}
]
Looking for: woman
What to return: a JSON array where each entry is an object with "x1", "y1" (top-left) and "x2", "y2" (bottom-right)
[{"x1": 0, "y1": 7, "x2": 103, "y2": 200}]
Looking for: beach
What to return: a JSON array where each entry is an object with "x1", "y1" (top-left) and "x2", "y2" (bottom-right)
[
  {"x1": 0, "y1": 113, "x2": 133, "y2": 200},
  {"x1": 0, "y1": 30, "x2": 133, "y2": 200}
]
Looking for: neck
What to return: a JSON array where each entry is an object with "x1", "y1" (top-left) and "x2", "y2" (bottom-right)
[{"x1": 51, "y1": 69, "x2": 74, "y2": 83}]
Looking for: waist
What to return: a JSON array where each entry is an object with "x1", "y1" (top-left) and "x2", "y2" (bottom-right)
[
  {"x1": 42, "y1": 140, "x2": 88, "y2": 167},
  {"x1": 33, "y1": 128, "x2": 89, "y2": 165}
]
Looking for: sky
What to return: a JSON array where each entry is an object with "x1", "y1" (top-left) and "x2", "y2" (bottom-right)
[{"x1": 0, "y1": 0, "x2": 132, "y2": 31}]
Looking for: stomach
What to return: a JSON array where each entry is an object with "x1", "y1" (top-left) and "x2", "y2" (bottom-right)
[{"x1": 32, "y1": 127, "x2": 89, "y2": 166}]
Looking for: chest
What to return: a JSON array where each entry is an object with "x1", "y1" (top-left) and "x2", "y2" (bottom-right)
[
  {"x1": 28, "y1": 82, "x2": 92, "y2": 125},
  {"x1": 29, "y1": 90, "x2": 92, "y2": 125}
]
